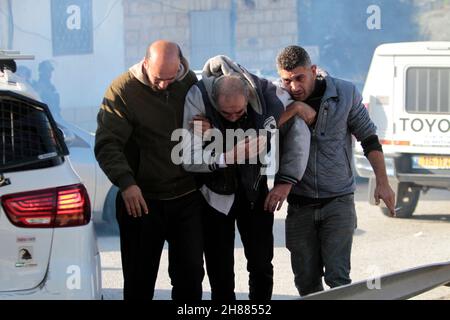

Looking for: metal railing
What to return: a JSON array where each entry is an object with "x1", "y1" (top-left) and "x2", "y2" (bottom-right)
[{"x1": 301, "y1": 261, "x2": 450, "y2": 300}]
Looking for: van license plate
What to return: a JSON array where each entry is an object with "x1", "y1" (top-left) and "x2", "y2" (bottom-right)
[{"x1": 412, "y1": 156, "x2": 450, "y2": 169}]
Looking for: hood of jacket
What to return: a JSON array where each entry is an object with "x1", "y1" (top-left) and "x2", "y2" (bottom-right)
[{"x1": 201, "y1": 55, "x2": 263, "y2": 115}]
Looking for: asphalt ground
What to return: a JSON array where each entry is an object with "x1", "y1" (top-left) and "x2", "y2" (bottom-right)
[{"x1": 96, "y1": 179, "x2": 450, "y2": 300}]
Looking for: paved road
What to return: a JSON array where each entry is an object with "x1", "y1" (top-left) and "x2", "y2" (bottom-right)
[{"x1": 96, "y1": 179, "x2": 450, "y2": 300}]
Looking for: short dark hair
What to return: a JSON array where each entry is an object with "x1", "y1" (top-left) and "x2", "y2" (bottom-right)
[{"x1": 276, "y1": 45, "x2": 311, "y2": 71}]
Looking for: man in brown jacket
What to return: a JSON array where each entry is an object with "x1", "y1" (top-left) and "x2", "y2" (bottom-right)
[{"x1": 95, "y1": 40, "x2": 203, "y2": 300}]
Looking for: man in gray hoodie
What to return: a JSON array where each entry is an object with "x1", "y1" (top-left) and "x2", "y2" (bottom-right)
[
  {"x1": 180, "y1": 55, "x2": 310, "y2": 300},
  {"x1": 276, "y1": 45, "x2": 396, "y2": 297}
]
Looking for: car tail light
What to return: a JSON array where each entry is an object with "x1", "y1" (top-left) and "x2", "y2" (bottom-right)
[{"x1": 1, "y1": 184, "x2": 91, "y2": 228}]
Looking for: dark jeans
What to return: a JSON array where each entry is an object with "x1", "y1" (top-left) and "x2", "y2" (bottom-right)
[
  {"x1": 285, "y1": 193, "x2": 357, "y2": 297},
  {"x1": 116, "y1": 190, "x2": 204, "y2": 301},
  {"x1": 202, "y1": 190, "x2": 274, "y2": 301}
]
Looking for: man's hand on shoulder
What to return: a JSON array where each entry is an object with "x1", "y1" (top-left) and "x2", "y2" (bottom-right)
[
  {"x1": 279, "y1": 101, "x2": 316, "y2": 127},
  {"x1": 292, "y1": 101, "x2": 317, "y2": 126}
]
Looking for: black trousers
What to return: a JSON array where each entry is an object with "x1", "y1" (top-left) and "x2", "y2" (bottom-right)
[
  {"x1": 202, "y1": 189, "x2": 274, "y2": 301},
  {"x1": 116, "y1": 190, "x2": 204, "y2": 301}
]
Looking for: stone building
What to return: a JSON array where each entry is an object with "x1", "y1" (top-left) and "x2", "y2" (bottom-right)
[
  {"x1": 4, "y1": 0, "x2": 449, "y2": 131},
  {"x1": 122, "y1": 0, "x2": 299, "y2": 75}
]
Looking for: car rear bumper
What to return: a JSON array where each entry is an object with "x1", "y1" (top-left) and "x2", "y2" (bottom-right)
[
  {"x1": 0, "y1": 222, "x2": 102, "y2": 300},
  {"x1": 355, "y1": 152, "x2": 450, "y2": 189}
]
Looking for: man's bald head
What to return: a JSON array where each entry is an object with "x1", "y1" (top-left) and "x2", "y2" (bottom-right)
[
  {"x1": 146, "y1": 40, "x2": 181, "y2": 64},
  {"x1": 143, "y1": 40, "x2": 182, "y2": 91}
]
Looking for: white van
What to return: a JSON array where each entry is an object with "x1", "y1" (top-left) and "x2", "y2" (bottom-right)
[{"x1": 355, "y1": 42, "x2": 450, "y2": 218}]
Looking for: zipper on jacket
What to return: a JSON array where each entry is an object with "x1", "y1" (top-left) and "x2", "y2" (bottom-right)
[
  {"x1": 166, "y1": 90, "x2": 178, "y2": 137},
  {"x1": 313, "y1": 139, "x2": 318, "y2": 198},
  {"x1": 253, "y1": 171, "x2": 263, "y2": 191},
  {"x1": 310, "y1": 127, "x2": 318, "y2": 198},
  {"x1": 165, "y1": 91, "x2": 169, "y2": 105},
  {"x1": 309, "y1": 126, "x2": 319, "y2": 198},
  {"x1": 320, "y1": 106, "x2": 329, "y2": 136},
  {"x1": 313, "y1": 99, "x2": 328, "y2": 198}
]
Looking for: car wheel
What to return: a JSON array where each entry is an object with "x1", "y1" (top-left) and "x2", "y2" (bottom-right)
[{"x1": 381, "y1": 183, "x2": 419, "y2": 218}]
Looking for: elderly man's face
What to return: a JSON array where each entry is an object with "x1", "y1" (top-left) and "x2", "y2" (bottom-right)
[
  {"x1": 217, "y1": 94, "x2": 247, "y2": 122},
  {"x1": 144, "y1": 58, "x2": 179, "y2": 91},
  {"x1": 278, "y1": 65, "x2": 317, "y2": 101}
]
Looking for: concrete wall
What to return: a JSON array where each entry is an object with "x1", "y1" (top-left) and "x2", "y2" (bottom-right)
[
  {"x1": 123, "y1": 0, "x2": 234, "y2": 68},
  {"x1": 123, "y1": 0, "x2": 298, "y2": 75},
  {"x1": 234, "y1": 0, "x2": 298, "y2": 74},
  {"x1": 10, "y1": 0, "x2": 125, "y2": 132}
]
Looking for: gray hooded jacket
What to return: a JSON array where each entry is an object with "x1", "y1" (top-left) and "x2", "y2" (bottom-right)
[
  {"x1": 289, "y1": 75, "x2": 377, "y2": 198},
  {"x1": 181, "y1": 56, "x2": 310, "y2": 213}
]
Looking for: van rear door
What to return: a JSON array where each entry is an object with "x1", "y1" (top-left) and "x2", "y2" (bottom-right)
[{"x1": 392, "y1": 54, "x2": 450, "y2": 163}]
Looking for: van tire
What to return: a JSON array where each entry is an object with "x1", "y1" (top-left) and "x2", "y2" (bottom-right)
[{"x1": 381, "y1": 183, "x2": 419, "y2": 218}]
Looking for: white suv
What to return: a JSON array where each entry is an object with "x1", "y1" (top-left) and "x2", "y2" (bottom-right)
[{"x1": 0, "y1": 53, "x2": 101, "y2": 299}]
